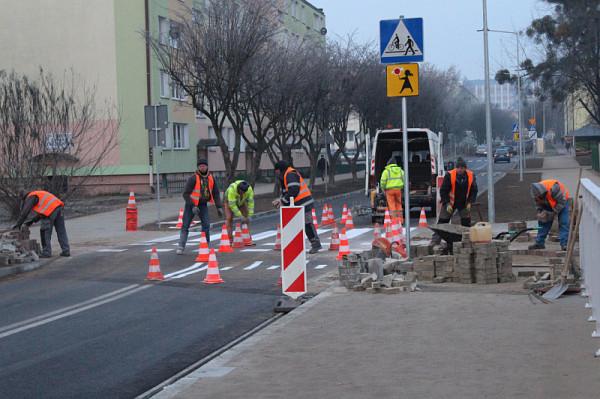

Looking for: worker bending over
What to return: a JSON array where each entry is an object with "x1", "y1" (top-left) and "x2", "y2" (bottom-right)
[
  {"x1": 530, "y1": 179, "x2": 570, "y2": 251},
  {"x1": 380, "y1": 159, "x2": 405, "y2": 219},
  {"x1": 13, "y1": 190, "x2": 70, "y2": 258},
  {"x1": 433, "y1": 158, "x2": 477, "y2": 245},
  {"x1": 224, "y1": 180, "x2": 254, "y2": 240}
]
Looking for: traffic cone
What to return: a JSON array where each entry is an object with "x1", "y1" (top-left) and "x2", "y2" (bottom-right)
[
  {"x1": 321, "y1": 204, "x2": 330, "y2": 226},
  {"x1": 233, "y1": 223, "x2": 244, "y2": 249},
  {"x1": 329, "y1": 224, "x2": 340, "y2": 251},
  {"x1": 242, "y1": 223, "x2": 254, "y2": 246},
  {"x1": 203, "y1": 249, "x2": 224, "y2": 284},
  {"x1": 327, "y1": 204, "x2": 335, "y2": 225},
  {"x1": 383, "y1": 208, "x2": 392, "y2": 226},
  {"x1": 373, "y1": 223, "x2": 381, "y2": 240},
  {"x1": 218, "y1": 224, "x2": 234, "y2": 253},
  {"x1": 311, "y1": 208, "x2": 319, "y2": 230},
  {"x1": 336, "y1": 228, "x2": 351, "y2": 260},
  {"x1": 274, "y1": 224, "x2": 282, "y2": 251},
  {"x1": 146, "y1": 247, "x2": 164, "y2": 281},
  {"x1": 418, "y1": 207, "x2": 428, "y2": 228},
  {"x1": 195, "y1": 231, "x2": 210, "y2": 262},
  {"x1": 345, "y1": 209, "x2": 355, "y2": 230},
  {"x1": 175, "y1": 208, "x2": 184, "y2": 229},
  {"x1": 341, "y1": 204, "x2": 348, "y2": 225},
  {"x1": 391, "y1": 218, "x2": 401, "y2": 243},
  {"x1": 127, "y1": 192, "x2": 137, "y2": 209}
]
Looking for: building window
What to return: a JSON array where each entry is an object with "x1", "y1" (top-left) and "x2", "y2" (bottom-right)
[
  {"x1": 172, "y1": 123, "x2": 189, "y2": 149},
  {"x1": 160, "y1": 71, "x2": 170, "y2": 98},
  {"x1": 159, "y1": 16, "x2": 170, "y2": 45},
  {"x1": 171, "y1": 81, "x2": 186, "y2": 101},
  {"x1": 196, "y1": 109, "x2": 205, "y2": 119}
]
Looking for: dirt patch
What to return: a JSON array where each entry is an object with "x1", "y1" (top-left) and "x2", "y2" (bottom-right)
[
  {"x1": 525, "y1": 158, "x2": 543, "y2": 169},
  {"x1": 140, "y1": 178, "x2": 366, "y2": 230},
  {"x1": 477, "y1": 171, "x2": 542, "y2": 223}
]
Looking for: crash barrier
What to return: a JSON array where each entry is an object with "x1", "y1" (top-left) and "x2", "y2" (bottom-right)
[{"x1": 579, "y1": 178, "x2": 600, "y2": 357}]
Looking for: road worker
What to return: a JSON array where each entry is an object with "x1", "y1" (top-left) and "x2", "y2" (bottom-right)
[
  {"x1": 432, "y1": 157, "x2": 478, "y2": 245},
  {"x1": 272, "y1": 160, "x2": 322, "y2": 254},
  {"x1": 224, "y1": 180, "x2": 255, "y2": 240},
  {"x1": 177, "y1": 159, "x2": 223, "y2": 254},
  {"x1": 529, "y1": 179, "x2": 570, "y2": 251},
  {"x1": 380, "y1": 158, "x2": 405, "y2": 219},
  {"x1": 13, "y1": 190, "x2": 70, "y2": 258}
]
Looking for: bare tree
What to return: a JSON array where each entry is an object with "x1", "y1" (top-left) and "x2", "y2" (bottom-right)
[
  {"x1": 0, "y1": 69, "x2": 119, "y2": 217},
  {"x1": 150, "y1": 0, "x2": 278, "y2": 182}
]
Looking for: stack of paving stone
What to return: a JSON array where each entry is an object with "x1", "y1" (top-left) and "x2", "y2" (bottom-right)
[{"x1": 0, "y1": 228, "x2": 40, "y2": 266}]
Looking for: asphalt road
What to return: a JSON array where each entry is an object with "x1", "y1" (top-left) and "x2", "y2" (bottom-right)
[{"x1": 0, "y1": 159, "x2": 515, "y2": 398}]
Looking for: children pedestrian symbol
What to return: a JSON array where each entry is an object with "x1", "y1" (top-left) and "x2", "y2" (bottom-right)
[
  {"x1": 404, "y1": 36, "x2": 415, "y2": 56},
  {"x1": 392, "y1": 67, "x2": 414, "y2": 93}
]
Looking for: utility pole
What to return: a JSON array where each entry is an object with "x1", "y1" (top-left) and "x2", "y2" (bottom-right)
[{"x1": 482, "y1": 0, "x2": 495, "y2": 223}]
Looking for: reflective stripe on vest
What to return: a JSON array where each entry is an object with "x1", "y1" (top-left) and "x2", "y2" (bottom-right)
[
  {"x1": 540, "y1": 179, "x2": 569, "y2": 209},
  {"x1": 190, "y1": 174, "x2": 215, "y2": 206},
  {"x1": 283, "y1": 167, "x2": 312, "y2": 203},
  {"x1": 449, "y1": 170, "x2": 474, "y2": 207},
  {"x1": 29, "y1": 191, "x2": 64, "y2": 217}
]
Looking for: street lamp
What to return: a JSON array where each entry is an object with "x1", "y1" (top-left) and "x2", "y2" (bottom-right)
[{"x1": 481, "y1": 0, "x2": 495, "y2": 223}]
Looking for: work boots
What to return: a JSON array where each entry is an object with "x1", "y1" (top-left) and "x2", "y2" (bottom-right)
[
  {"x1": 308, "y1": 239, "x2": 322, "y2": 254},
  {"x1": 528, "y1": 243, "x2": 545, "y2": 250}
]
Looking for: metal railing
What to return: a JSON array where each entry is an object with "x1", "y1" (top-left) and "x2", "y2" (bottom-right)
[{"x1": 579, "y1": 178, "x2": 600, "y2": 357}]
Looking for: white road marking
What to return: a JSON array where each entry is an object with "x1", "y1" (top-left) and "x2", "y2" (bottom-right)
[
  {"x1": 267, "y1": 265, "x2": 280, "y2": 270},
  {"x1": 220, "y1": 267, "x2": 233, "y2": 271},
  {"x1": 345, "y1": 228, "x2": 372, "y2": 239},
  {"x1": 163, "y1": 263, "x2": 204, "y2": 278},
  {"x1": 170, "y1": 266, "x2": 207, "y2": 279},
  {"x1": 244, "y1": 261, "x2": 264, "y2": 270},
  {"x1": 315, "y1": 264, "x2": 328, "y2": 269},
  {"x1": 96, "y1": 249, "x2": 128, "y2": 253},
  {"x1": 241, "y1": 249, "x2": 270, "y2": 253},
  {"x1": 146, "y1": 232, "x2": 199, "y2": 244},
  {"x1": 144, "y1": 248, "x2": 174, "y2": 253},
  {"x1": 250, "y1": 230, "x2": 277, "y2": 241}
]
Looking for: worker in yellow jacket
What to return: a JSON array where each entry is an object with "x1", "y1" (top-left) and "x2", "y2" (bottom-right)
[
  {"x1": 380, "y1": 160, "x2": 405, "y2": 219},
  {"x1": 224, "y1": 180, "x2": 255, "y2": 239}
]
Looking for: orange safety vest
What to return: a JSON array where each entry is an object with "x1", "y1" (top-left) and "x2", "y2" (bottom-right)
[
  {"x1": 448, "y1": 169, "x2": 474, "y2": 207},
  {"x1": 28, "y1": 191, "x2": 64, "y2": 217},
  {"x1": 540, "y1": 179, "x2": 569, "y2": 209},
  {"x1": 283, "y1": 167, "x2": 312, "y2": 203},
  {"x1": 190, "y1": 174, "x2": 215, "y2": 206}
]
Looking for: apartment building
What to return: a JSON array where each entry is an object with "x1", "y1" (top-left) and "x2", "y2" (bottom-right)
[
  {"x1": 463, "y1": 79, "x2": 518, "y2": 111},
  {"x1": 0, "y1": 0, "x2": 326, "y2": 193}
]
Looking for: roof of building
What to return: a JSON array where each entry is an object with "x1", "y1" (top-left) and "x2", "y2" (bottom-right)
[
  {"x1": 568, "y1": 123, "x2": 600, "y2": 138},
  {"x1": 301, "y1": 0, "x2": 325, "y2": 15}
]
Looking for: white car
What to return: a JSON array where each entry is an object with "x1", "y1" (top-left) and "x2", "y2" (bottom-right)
[{"x1": 476, "y1": 145, "x2": 487, "y2": 157}]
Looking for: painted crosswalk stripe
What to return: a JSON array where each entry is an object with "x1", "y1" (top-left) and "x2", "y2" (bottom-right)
[
  {"x1": 250, "y1": 230, "x2": 277, "y2": 241},
  {"x1": 96, "y1": 249, "x2": 128, "y2": 253},
  {"x1": 315, "y1": 264, "x2": 328, "y2": 269},
  {"x1": 164, "y1": 263, "x2": 204, "y2": 278},
  {"x1": 171, "y1": 266, "x2": 207, "y2": 279},
  {"x1": 241, "y1": 248, "x2": 270, "y2": 253},
  {"x1": 267, "y1": 265, "x2": 280, "y2": 270},
  {"x1": 144, "y1": 248, "x2": 174, "y2": 253},
  {"x1": 244, "y1": 261, "x2": 264, "y2": 270},
  {"x1": 346, "y1": 228, "x2": 372, "y2": 239},
  {"x1": 220, "y1": 267, "x2": 233, "y2": 271}
]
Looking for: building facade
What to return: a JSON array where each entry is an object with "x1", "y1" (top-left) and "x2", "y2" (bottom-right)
[
  {"x1": 463, "y1": 79, "x2": 518, "y2": 111},
  {"x1": 0, "y1": 0, "x2": 326, "y2": 193}
]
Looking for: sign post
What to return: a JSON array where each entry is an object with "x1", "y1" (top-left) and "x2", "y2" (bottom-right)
[
  {"x1": 381, "y1": 16, "x2": 423, "y2": 257},
  {"x1": 144, "y1": 104, "x2": 168, "y2": 226},
  {"x1": 280, "y1": 198, "x2": 307, "y2": 299}
]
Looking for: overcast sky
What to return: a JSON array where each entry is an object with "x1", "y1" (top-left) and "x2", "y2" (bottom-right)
[{"x1": 315, "y1": 0, "x2": 553, "y2": 80}]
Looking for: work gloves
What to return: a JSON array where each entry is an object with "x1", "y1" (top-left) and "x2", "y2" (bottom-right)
[
  {"x1": 446, "y1": 204, "x2": 453, "y2": 215},
  {"x1": 466, "y1": 203, "x2": 472, "y2": 212},
  {"x1": 537, "y1": 209, "x2": 555, "y2": 223}
]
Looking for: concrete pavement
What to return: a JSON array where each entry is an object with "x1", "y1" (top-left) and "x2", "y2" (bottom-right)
[{"x1": 159, "y1": 285, "x2": 600, "y2": 399}]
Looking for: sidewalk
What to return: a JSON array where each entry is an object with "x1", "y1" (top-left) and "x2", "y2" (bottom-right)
[
  {"x1": 541, "y1": 151, "x2": 600, "y2": 195},
  {"x1": 28, "y1": 171, "x2": 364, "y2": 248},
  {"x1": 158, "y1": 285, "x2": 600, "y2": 399}
]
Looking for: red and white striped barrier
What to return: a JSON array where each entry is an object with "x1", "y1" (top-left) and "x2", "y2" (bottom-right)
[{"x1": 280, "y1": 198, "x2": 307, "y2": 299}]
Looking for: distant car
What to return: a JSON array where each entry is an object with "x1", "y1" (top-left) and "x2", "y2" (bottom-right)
[
  {"x1": 476, "y1": 145, "x2": 487, "y2": 157},
  {"x1": 494, "y1": 148, "x2": 511, "y2": 163},
  {"x1": 497, "y1": 145, "x2": 514, "y2": 156}
]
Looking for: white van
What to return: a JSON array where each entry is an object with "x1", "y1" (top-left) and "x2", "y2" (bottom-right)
[{"x1": 368, "y1": 128, "x2": 444, "y2": 223}]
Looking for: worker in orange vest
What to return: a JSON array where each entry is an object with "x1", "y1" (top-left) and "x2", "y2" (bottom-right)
[
  {"x1": 530, "y1": 179, "x2": 570, "y2": 251},
  {"x1": 432, "y1": 158, "x2": 478, "y2": 245},
  {"x1": 272, "y1": 160, "x2": 322, "y2": 254},
  {"x1": 177, "y1": 159, "x2": 223, "y2": 254},
  {"x1": 13, "y1": 190, "x2": 70, "y2": 258}
]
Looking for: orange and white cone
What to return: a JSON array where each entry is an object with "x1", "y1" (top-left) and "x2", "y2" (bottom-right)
[
  {"x1": 203, "y1": 249, "x2": 224, "y2": 284},
  {"x1": 391, "y1": 218, "x2": 401, "y2": 243},
  {"x1": 418, "y1": 207, "x2": 428, "y2": 228},
  {"x1": 329, "y1": 224, "x2": 340, "y2": 251},
  {"x1": 195, "y1": 231, "x2": 210, "y2": 262},
  {"x1": 373, "y1": 223, "x2": 381, "y2": 240},
  {"x1": 146, "y1": 247, "x2": 165, "y2": 281},
  {"x1": 127, "y1": 192, "x2": 137, "y2": 210},
  {"x1": 242, "y1": 223, "x2": 254, "y2": 246},
  {"x1": 336, "y1": 228, "x2": 351, "y2": 260},
  {"x1": 274, "y1": 224, "x2": 282, "y2": 251},
  {"x1": 311, "y1": 208, "x2": 319, "y2": 230},
  {"x1": 175, "y1": 208, "x2": 184, "y2": 229},
  {"x1": 327, "y1": 204, "x2": 335, "y2": 225},
  {"x1": 218, "y1": 224, "x2": 234, "y2": 253},
  {"x1": 233, "y1": 223, "x2": 244, "y2": 249},
  {"x1": 383, "y1": 208, "x2": 392, "y2": 226},
  {"x1": 345, "y1": 209, "x2": 355, "y2": 230},
  {"x1": 321, "y1": 204, "x2": 330, "y2": 226},
  {"x1": 341, "y1": 204, "x2": 348, "y2": 225}
]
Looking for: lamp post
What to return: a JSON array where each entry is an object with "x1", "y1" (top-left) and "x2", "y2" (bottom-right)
[{"x1": 481, "y1": 0, "x2": 495, "y2": 223}]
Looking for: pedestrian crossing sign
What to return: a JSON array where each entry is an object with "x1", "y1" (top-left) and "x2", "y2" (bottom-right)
[
  {"x1": 387, "y1": 64, "x2": 419, "y2": 97},
  {"x1": 380, "y1": 18, "x2": 424, "y2": 63}
]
